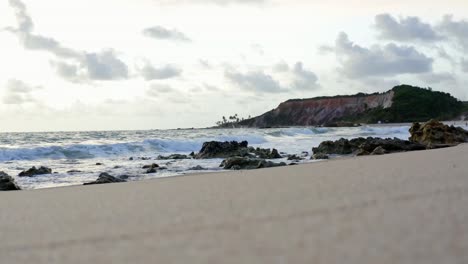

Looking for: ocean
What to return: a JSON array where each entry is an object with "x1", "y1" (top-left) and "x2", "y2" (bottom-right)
[{"x1": 1, "y1": 123, "x2": 466, "y2": 190}]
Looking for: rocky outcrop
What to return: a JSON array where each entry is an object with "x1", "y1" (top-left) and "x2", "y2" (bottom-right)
[
  {"x1": 83, "y1": 173, "x2": 126, "y2": 185},
  {"x1": 157, "y1": 154, "x2": 190, "y2": 160},
  {"x1": 195, "y1": 141, "x2": 282, "y2": 159},
  {"x1": 0, "y1": 172, "x2": 21, "y2": 191},
  {"x1": 221, "y1": 157, "x2": 287, "y2": 170},
  {"x1": 142, "y1": 163, "x2": 160, "y2": 174},
  {"x1": 409, "y1": 120, "x2": 468, "y2": 146},
  {"x1": 18, "y1": 166, "x2": 52, "y2": 177},
  {"x1": 238, "y1": 91, "x2": 394, "y2": 127},
  {"x1": 312, "y1": 137, "x2": 426, "y2": 156}
]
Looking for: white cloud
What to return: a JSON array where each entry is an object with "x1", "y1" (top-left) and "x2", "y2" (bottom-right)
[
  {"x1": 143, "y1": 26, "x2": 191, "y2": 42},
  {"x1": 374, "y1": 14, "x2": 442, "y2": 42}
]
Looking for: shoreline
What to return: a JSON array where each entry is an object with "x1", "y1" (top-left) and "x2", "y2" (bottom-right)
[{"x1": 1, "y1": 144, "x2": 467, "y2": 263}]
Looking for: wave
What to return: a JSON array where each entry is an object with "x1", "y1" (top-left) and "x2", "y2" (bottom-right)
[{"x1": 0, "y1": 134, "x2": 269, "y2": 161}]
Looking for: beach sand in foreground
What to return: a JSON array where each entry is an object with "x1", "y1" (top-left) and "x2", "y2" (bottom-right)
[{"x1": 1, "y1": 144, "x2": 467, "y2": 263}]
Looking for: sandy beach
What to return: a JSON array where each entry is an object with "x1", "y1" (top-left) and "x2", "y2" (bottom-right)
[{"x1": 1, "y1": 144, "x2": 467, "y2": 263}]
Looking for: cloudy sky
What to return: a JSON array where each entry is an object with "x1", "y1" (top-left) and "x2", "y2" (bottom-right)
[{"x1": 0, "y1": 0, "x2": 467, "y2": 132}]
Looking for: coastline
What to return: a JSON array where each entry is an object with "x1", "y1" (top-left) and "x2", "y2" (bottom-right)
[{"x1": 1, "y1": 144, "x2": 467, "y2": 263}]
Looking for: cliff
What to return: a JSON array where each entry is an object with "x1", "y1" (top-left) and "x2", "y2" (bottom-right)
[{"x1": 235, "y1": 85, "x2": 465, "y2": 127}]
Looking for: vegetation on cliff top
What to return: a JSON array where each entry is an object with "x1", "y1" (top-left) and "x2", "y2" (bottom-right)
[{"x1": 342, "y1": 85, "x2": 465, "y2": 123}]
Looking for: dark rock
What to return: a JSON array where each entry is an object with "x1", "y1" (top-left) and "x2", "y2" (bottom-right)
[
  {"x1": 195, "y1": 141, "x2": 283, "y2": 160},
  {"x1": 18, "y1": 166, "x2": 52, "y2": 177},
  {"x1": 129, "y1": 157, "x2": 134, "y2": 161},
  {"x1": 195, "y1": 141, "x2": 249, "y2": 159},
  {"x1": 146, "y1": 168, "x2": 158, "y2": 174},
  {"x1": 142, "y1": 163, "x2": 159, "y2": 169},
  {"x1": 371, "y1": 146, "x2": 387, "y2": 155},
  {"x1": 312, "y1": 138, "x2": 368, "y2": 155},
  {"x1": 96, "y1": 163, "x2": 103, "y2": 166},
  {"x1": 67, "y1": 170, "x2": 83, "y2": 174},
  {"x1": 157, "y1": 154, "x2": 190, "y2": 160},
  {"x1": 312, "y1": 153, "x2": 329, "y2": 160},
  {"x1": 287, "y1": 154, "x2": 302, "y2": 161},
  {"x1": 189, "y1": 165, "x2": 206, "y2": 170},
  {"x1": 189, "y1": 152, "x2": 195, "y2": 157},
  {"x1": 0, "y1": 171, "x2": 21, "y2": 191},
  {"x1": 83, "y1": 173, "x2": 126, "y2": 185},
  {"x1": 301, "y1": 151, "x2": 309, "y2": 157},
  {"x1": 409, "y1": 119, "x2": 468, "y2": 145},
  {"x1": 313, "y1": 137, "x2": 425, "y2": 156},
  {"x1": 257, "y1": 160, "x2": 287, "y2": 169},
  {"x1": 221, "y1": 157, "x2": 286, "y2": 170},
  {"x1": 356, "y1": 149, "x2": 370, "y2": 156}
]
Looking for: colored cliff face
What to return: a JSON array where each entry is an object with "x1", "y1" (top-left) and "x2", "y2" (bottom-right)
[{"x1": 239, "y1": 91, "x2": 395, "y2": 127}]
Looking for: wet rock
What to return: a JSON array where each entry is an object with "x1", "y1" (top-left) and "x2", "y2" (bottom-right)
[
  {"x1": 221, "y1": 157, "x2": 286, "y2": 170},
  {"x1": 157, "y1": 154, "x2": 190, "y2": 160},
  {"x1": 195, "y1": 141, "x2": 283, "y2": 159},
  {"x1": 312, "y1": 153, "x2": 329, "y2": 160},
  {"x1": 67, "y1": 170, "x2": 83, "y2": 174},
  {"x1": 0, "y1": 171, "x2": 21, "y2": 191},
  {"x1": 96, "y1": 163, "x2": 103, "y2": 166},
  {"x1": 313, "y1": 137, "x2": 425, "y2": 156},
  {"x1": 409, "y1": 119, "x2": 468, "y2": 145},
  {"x1": 83, "y1": 173, "x2": 126, "y2": 185},
  {"x1": 371, "y1": 146, "x2": 387, "y2": 155},
  {"x1": 18, "y1": 166, "x2": 52, "y2": 177},
  {"x1": 195, "y1": 141, "x2": 250, "y2": 159},
  {"x1": 189, "y1": 152, "x2": 195, "y2": 157},
  {"x1": 142, "y1": 163, "x2": 159, "y2": 169},
  {"x1": 129, "y1": 157, "x2": 134, "y2": 161},
  {"x1": 146, "y1": 168, "x2": 158, "y2": 174},
  {"x1": 189, "y1": 165, "x2": 206, "y2": 171},
  {"x1": 287, "y1": 154, "x2": 303, "y2": 161}
]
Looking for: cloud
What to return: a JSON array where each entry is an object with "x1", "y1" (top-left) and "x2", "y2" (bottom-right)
[
  {"x1": 419, "y1": 72, "x2": 455, "y2": 84},
  {"x1": 147, "y1": 84, "x2": 175, "y2": 97},
  {"x1": 291, "y1": 62, "x2": 319, "y2": 90},
  {"x1": 328, "y1": 32, "x2": 433, "y2": 79},
  {"x1": 374, "y1": 14, "x2": 442, "y2": 42},
  {"x1": 225, "y1": 70, "x2": 284, "y2": 93},
  {"x1": 461, "y1": 59, "x2": 468, "y2": 73},
  {"x1": 437, "y1": 15, "x2": 468, "y2": 51},
  {"x1": 138, "y1": 63, "x2": 182, "y2": 80},
  {"x1": 2, "y1": 79, "x2": 39, "y2": 105},
  {"x1": 7, "y1": 0, "x2": 129, "y2": 82},
  {"x1": 143, "y1": 26, "x2": 191, "y2": 42}
]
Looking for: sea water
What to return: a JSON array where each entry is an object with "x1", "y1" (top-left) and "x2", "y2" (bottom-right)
[{"x1": 1, "y1": 123, "x2": 465, "y2": 190}]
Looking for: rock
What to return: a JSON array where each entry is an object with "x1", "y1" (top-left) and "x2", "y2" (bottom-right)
[
  {"x1": 0, "y1": 171, "x2": 21, "y2": 191},
  {"x1": 83, "y1": 173, "x2": 126, "y2": 185},
  {"x1": 67, "y1": 170, "x2": 83, "y2": 174},
  {"x1": 301, "y1": 151, "x2": 309, "y2": 157},
  {"x1": 371, "y1": 146, "x2": 387, "y2": 155},
  {"x1": 129, "y1": 157, "x2": 134, "y2": 161},
  {"x1": 195, "y1": 141, "x2": 249, "y2": 159},
  {"x1": 189, "y1": 165, "x2": 206, "y2": 170},
  {"x1": 189, "y1": 152, "x2": 195, "y2": 157},
  {"x1": 257, "y1": 160, "x2": 287, "y2": 169},
  {"x1": 312, "y1": 138, "x2": 368, "y2": 155},
  {"x1": 356, "y1": 149, "x2": 370, "y2": 156},
  {"x1": 312, "y1": 153, "x2": 329, "y2": 160},
  {"x1": 146, "y1": 168, "x2": 158, "y2": 174},
  {"x1": 313, "y1": 137, "x2": 425, "y2": 156},
  {"x1": 96, "y1": 163, "x2": 103, "y2": 166},
  {"x1": 287, "y1": 154, "x2": 302, "y2": 161},
  {"x1": 221, "y1": 157, "x2": 286, "y2": 170},
  {"x1": 157, "y1": 154, "x2": 190, "y2": 160},
  {"x1": 195, "y1": 141, "x2": 283, "y2": 160},
  {"x1": 409, "y1": 119, "x2": 468, "y2": 145},
  {"x1": 18, "y1": 166, "x2": 52, "y2": 177},
  {"x1": 142, "y1": 163, "x2": 159, "y2": 169}
]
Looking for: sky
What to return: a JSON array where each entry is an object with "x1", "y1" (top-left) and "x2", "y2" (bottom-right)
[{"x1": 0, "y1": 0, "x2": 467, "y2": 132}]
